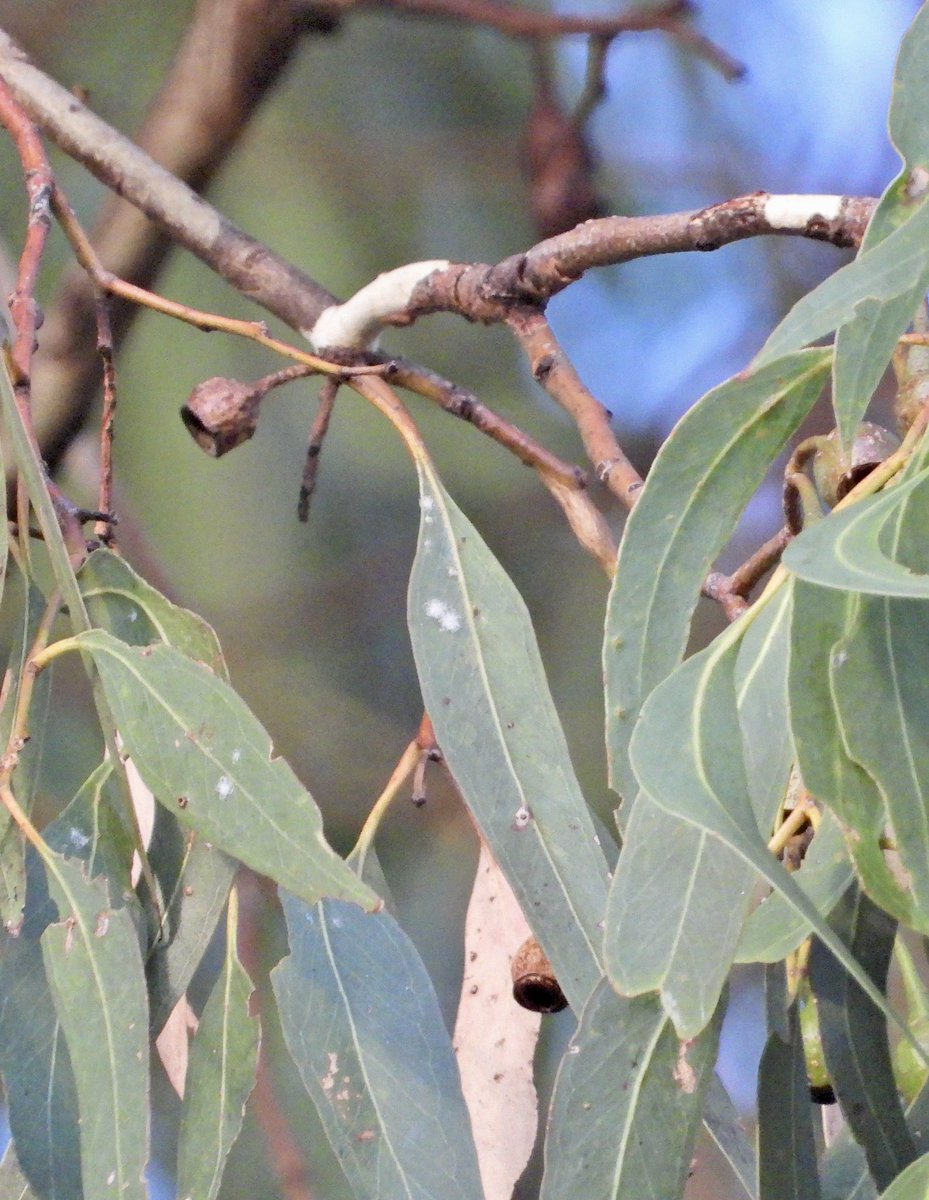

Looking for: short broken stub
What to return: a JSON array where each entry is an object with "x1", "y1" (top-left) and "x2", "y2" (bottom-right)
[
  {"x1": 511, "y1": 935, "x2": 568, "y2": 1014},
  {"x1": 180, "y1": 377, "x2": 262, "y2": 457}
]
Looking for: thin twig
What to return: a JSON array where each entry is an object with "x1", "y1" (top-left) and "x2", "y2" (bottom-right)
[
  {"x1": 298, "y1": 379, "x2": 338, "y2": 521},
  {"x1": 507, "y1": 308, "x2": 644, "y2": 510},
  {"x1": 702, "y1": 526, "x2": 791, "y2": 621},
  {"x1": 94, "y1": 295, "x2": 118, "y2": 544}
]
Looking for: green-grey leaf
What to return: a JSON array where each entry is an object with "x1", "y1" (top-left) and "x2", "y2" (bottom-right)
[
  {"x1": 784, "y1": 470, "x2": 929, "y2": 597},
  {"x1": 540, "y1": 981, "x2": 721, "y2": 1200},
  {"x1": 143, "y1": 803, "x2": 237, "y2": 1035},
  {"x1": 176, "y1": 906, "x2": 259, "y2": 1200},
  {"x1": 41, "y1": 856, "x2": 149, "y2": 1200},
  {"x1": 830, "y1": 594, "x2": 929, "y2": 924},
  {"x1": 272, "y1": 892, "x2": 484, "y2": 1200},
  {"x1": 72, "y1": 629, "x2": 376, "y2": 911},
  {"x1": 408, "y1": 461, "x2": 608, "y2": 1010},
  {"x1": 604, "y1": 794, "x2": 751, "y2": 1037},
  {"x1": 736, "y1": 810, "x2": 853, "y2": 964},
  {"x1": 629, "y1": 614, "x2": 918, "y2": 1043},
  {"x1": 789, "y1": 580, "x2": 918, "y2": 927},
  {"x1": 605, "y1": 348, "x2": 829, "y2": 812},
  {"x1": 80, "y1": 547, "x2": 226, "y2": 677},
  {"x1": 0, "y1": 927, "x2": 81, "y2": 1200},
  {"x1": 832, "y1": 4, "x2": 929, "y2": 447},
  {"x1": 810, "y1": 888, "x2": 916, "y2": 1191},
  {"x1": 757, "y1": 1006, "x2": 821, "y2": 1200}
]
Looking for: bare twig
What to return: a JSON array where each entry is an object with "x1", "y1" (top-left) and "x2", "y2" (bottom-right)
[
  {"x1": 702, "y1": 526, "x2": 791, "y2": 622},
  {"x1": 94, "y1": 296, "x2": 118, "y2": 544},
  {"x1": 507, "y1": 308, "x2": 644, "y2": 510},
  {"x1": 298, "y1": 379, "x2": 338, "y2": 521},
  {"x1": 4, "y1": 1, "x2": 336, "y2": 471}
]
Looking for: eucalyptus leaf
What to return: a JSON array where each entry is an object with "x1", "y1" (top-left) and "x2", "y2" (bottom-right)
[
  {"x1": 540, "y1": 980, "x2": 721, "y2": 1200},
  {"x1": 605, "y1": 348, "x2": 829, "y2": 812},
  {"x1": 783, "y1": 470, "x2": 929, "y2": 598},
  {"x1": 176, "y1": 900, "x2": 259, "y2": 1200},
  {"x1": 272, "y1": 892, "x2": 484, "y2": 1200},
  {"x1": 408, "y1": 461, "x2": 608, "y2": 1010},
  {"x1": 702, "y1": 1074, "x2": 758, "y2": 1200},
  {"x1": 0, "y1": 1139, "x2": 41, "y2": 1200},
  {"x1": 41, "y1": 855, "x2": 149, "y2": 1200},
  {"x1": 72, "y1": 629, "x2": 376, "y2": 911},
  {"x1": 757, "y1": 1007, "x2": 821, "y2": 1200},
  {"x1": 789, "y1": 579, "x2": 918, "y2": 927},
  {"x1": 874, "y1": 1152, "x2": 929, "y2": 1199},
  {"x1": 629, "y1": 612, "x2": 919, "y2": 1045},
  {"x1": 832, "y1": 3, "x2": 929, "y2": 447},
  {"x1": 810, "y1": 888, "x2": 916, "y2": 1191},
  {"x1": 80, "y1": 547, "x2": 226, "y2": 677}
]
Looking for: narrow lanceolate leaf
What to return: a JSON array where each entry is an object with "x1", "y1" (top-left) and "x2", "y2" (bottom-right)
[
  {"x1": 757, "y1": 1008, "x2": 821, "y2": 1200},
  {"x1": 809, "y1": 889, "x2": 916, "y2": 1191},
  {"x1": 604, "y1": 794, "x2": 750, "y2": 1038},
  {"x1": 822, "y1": 1076, "x2": 929, "y2": 1200},
  {"x1": 604, "y1": 348, "x2": 829, "y2": 810},
  {"x1": 80, "y1": 547, "x2": 226, "y2": 677},
  {"x1": 784, "y1": 469, "x2": 929, "y2": 598},
  {"x1": 176, "y1": 902, "x2": 259, "y2": 1200},
  {"x1": 408, "y1": 462, "x2": 608, "y2": 1010},
  {"x1": 540, "y1": 981, "x2": 721, "y2": 1200},
  {"x1": 144, "y1": 803, "x2": 237, "y2": 1035},
  {"x1": 0, "y1": 927, "x2": 81, "y2": 1200},
  {"x1": 629, "y1": 616, "x2": 916, "y2": 1042},
  {"x1": 830, "y1": 595, "x2": 929, "y2": 924},
  {"x1": 73, "y1": 629, "x2": 376, "y2": 911},
  {"x1": 606, "y1": 591, "x2": 793, "y2": 1036},
  {"x1": 41, "y1": 856, "x2": 149, "y2": 1200},
  {"x1": 272, "y1": 892, "x2": 484, "y2": 1200},
  {"x1": 736, "y1": 810, "x2": 853, "y2": 964},
  {"x1": 832, "y1": 4, "x2": 929, "y2": 447},
  {"x1": 788, "y1": 580, "x2": 919, "y2": 929}
]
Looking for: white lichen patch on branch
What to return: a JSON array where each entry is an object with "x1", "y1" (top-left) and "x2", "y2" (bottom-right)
[
  {"x1": 763, "y1": 194, "x2": 844, "y2": 230},
  {"x1": 305, "y1": 260, "x2": 450, "y2": 350}
]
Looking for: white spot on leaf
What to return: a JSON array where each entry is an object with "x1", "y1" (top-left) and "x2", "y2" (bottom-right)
[
  {"x1": 424, "y1": 599, "x2": 461, "y2": 633},
  {"x1": 216, "y1": 776, "x2": 234, "y2": 799}
]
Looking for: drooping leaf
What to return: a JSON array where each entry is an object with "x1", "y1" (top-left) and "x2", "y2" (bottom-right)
[
  {"x1": 831, "y1": 4, "x2": 929, "y2": 447},
  {"x1": 80, "y1": 547, "x2": 226, "y2": 677},
  {"x1": 176, "y1": 895, "x2": 259, "y2": 1200},
  {"x1": 629, "y1": 613, "x2": 917, "y2": 1039},
  {"x1": 40, "y1": 855, "x2": 150, "y2": 1200},
  {"x1": 789, "y1": 580, "x2": 918, "y2": 928},
  {"x1": 143, "y1": 802, "x2": 237, "y2": 1035},
  {"x1": 539, "y1": 981, "x2": 721, "y2": 1200},
  {"x1": 408, "y1": 461, "x2": 608, "y2": 1010},
  {"x1": 72, "y1": 629, "x2": 377, "y2": 911},
  {"x1": 605, "y1": 590, "x2": 793, "y2": 1035},
  {"x1": 757, "y1": 1006, "x2": 821, "y2": 1200},
  {"x1": 604, "y1": 793, "x2": 750, "y2": 1038},
  {"x1": 809, "y1": 888, "x2": 916, "y2": 1191},
  {"x1": 604, "y1": 348, "x2": 829, "y2": 812},
  {"x1": 272, "y1": 892, "x2": 484, "y2": 1200},
  {"x1": 829, "y1": 594, "x2": 929, "y2": 925},
  {"x1": 784, "y1": 469, "x2": 929, "y2": 598},
  {"x1": 892, "y1": 939, "x2": 929, "y2": 1103}
]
